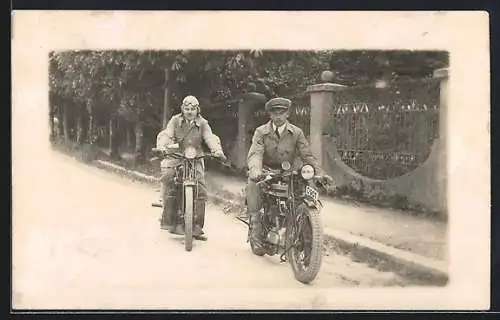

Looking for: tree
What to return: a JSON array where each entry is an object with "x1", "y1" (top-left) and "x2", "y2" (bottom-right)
[
  {"x1": 327, "y1": 50, "x2": 449, "y2": 86},
  {"x1": 49, "y1": 49, "x2": 448, "y2": 166}
]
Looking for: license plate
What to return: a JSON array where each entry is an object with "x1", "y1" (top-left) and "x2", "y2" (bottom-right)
[{"x1": 305, "y1": 185, "x2": 319, "y2": 201}]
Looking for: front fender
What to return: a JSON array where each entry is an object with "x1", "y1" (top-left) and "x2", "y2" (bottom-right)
[{"x1": 302, "y1": 197, "x2": 323, "y2": 210}]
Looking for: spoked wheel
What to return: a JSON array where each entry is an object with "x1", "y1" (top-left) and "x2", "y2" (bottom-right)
[
  {"x1": 183, "y1": 186, "x2": 194, "y2": 252},
  {"x1": 286, "y1": 203, "x2": 323, "y2": 284}
]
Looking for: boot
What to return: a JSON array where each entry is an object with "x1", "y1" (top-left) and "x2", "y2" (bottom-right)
[
  {"x1": 193, "y1": 200, "x2": 207, "y2": 240},
  {"x1": 171, "y1": 223, "x2": 185, "y2": 235},
  {"x1": 248, "y1": 211, "x2": 267, "y2": 255},
  {"x1": 160, "y1": 196, "x2": 177, "y2": 230},
  {"x1": 249, "y1": 211, "x2": 264, "y2": 244}
]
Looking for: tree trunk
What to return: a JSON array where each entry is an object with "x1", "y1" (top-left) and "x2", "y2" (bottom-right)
[
  {"x1": 49, "y1": 114, "x2": 55, "y2": 142},
  {"x1": 48, "y1": 101, "x2": 55, "y2": 141},
  {"x1": 80, "y1": 103, "x2": 98, "y2": 163},
  {"x1": 126, "y1": 123, "x2": 134, "y2": 150},
  {"x1": 134, "y1": 122, "x2": 144, "y2": 155},
  {"x1": 57, "y1": 106, "x2": 64, "y2": 139},
  {"x1": 162, "y1": 68, "x2": 171, "y2": 129},
  {"x1": 87, "y1": 103, "x2": 96, "y2": 145},
  {"x1": 76, "y1": 105, "x2": 84, "y2": 145},
  {"x1": 63, "y1": 103, "x2": 70, "y2": 144},
  {"x1": 109, "y1": 115, "x2": 119, "y2": 159}
]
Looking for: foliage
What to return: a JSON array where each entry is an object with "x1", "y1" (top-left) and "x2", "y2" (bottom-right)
[
  {"x1": 49, "y1": 49, "x2": 448, "y2": 151},
  {"x1": 327, "y1": 50, "x2": 449, "y2": 86},
  {"x1": 49, "y1": 49, "x2": 448, "y2": 215},
  {"x1": 330, "y1": 177, "x2": 445, "y2": 221}
]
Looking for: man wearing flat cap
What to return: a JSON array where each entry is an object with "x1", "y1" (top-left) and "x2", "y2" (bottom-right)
[{"x1": 245, "y1": 97, "x2": 333, "y2": 250}]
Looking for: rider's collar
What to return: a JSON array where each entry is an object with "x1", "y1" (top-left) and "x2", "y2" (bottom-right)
[
  {"x1": 181, "y1": 115, "x2": 202, "y2": 127},
  {"x1": 265, "y1": 120, "x2": 293, "y2": 135}
]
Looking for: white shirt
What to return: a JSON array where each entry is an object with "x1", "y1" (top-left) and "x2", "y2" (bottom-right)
[{"x1": 272, "y1": 122, "x2": 287, "y2": 137}]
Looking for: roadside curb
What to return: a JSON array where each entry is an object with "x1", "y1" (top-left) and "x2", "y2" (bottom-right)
[
  {"x1": 324, "y1": 228, "x2": 448, "y2": 285},
  {"x1": 93, "y1": 159, "x2": 448, "y2": 285},
  {"x1": 93, "y1": 160, "x2": 243, "y2": 206}
]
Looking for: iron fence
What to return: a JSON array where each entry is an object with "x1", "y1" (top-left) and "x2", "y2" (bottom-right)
[
  {"x1": 289, "y1": 94, "x2": 311, "y2": 137},
  {"x1": 325, "y1": 78, "x2": 441, "y2": 179}
]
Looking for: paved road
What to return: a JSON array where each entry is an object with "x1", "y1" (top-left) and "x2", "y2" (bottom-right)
[{"x1": 12, "y1": 150, "x2": 412, "y2": 310}]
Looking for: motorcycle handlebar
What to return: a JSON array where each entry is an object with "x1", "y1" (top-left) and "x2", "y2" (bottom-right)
[
  {"x1": 254, "y1": 169, "x2": 327, "y2": 186},
  {"x1": 254, "y1": 169, "x2": 290, "y2": 185},
  {"x1": 150, "y1": 148, "x2": 227, "y2": 162}
]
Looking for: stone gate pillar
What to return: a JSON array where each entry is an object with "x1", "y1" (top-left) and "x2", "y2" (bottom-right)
[
  {"x1": 233, "y1": 92, "x2": 266, "y2": 170},
  {"x1": 306, "y1": 71, "x2": 347, "y2": 167},
  {"x1": 433, "y1": 67, "x2": 449, "y2": 216}
]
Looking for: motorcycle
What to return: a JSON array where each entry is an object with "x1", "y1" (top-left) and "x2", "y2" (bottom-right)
[
  {"x1": 150, "y1": 144, "x2": 228, "y2": 252},
  {"x1": 246, "y1": 161, "x2": 326, "y2": 284}
]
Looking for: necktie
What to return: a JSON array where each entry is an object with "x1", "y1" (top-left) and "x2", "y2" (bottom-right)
[{"x1": 275, "y1": 127, "x2": 280, "y2": 139}]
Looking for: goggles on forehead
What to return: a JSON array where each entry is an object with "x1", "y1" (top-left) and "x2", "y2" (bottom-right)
[
  {"x1": 182, "y1": 95, "x2": 200, "y2": 107},
  {"x1": 183, "y1": 101, "x2": 199, "y2": 107}
]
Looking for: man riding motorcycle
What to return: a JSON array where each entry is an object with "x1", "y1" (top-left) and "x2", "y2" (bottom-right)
[
  {"x1": 156, "y1": 95, "x2": 226, "y2": 240},
  {"x1": 246, "y1": 97, "x2": 333, "y2": 249}
]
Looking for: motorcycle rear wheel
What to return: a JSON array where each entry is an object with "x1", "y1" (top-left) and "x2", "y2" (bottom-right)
[
  {"x1": 184, "y1": 185, "x2": 194, "y2": 252},
  {"x1": 286, "y1": 203, "x2": 323, "y2": 284}
]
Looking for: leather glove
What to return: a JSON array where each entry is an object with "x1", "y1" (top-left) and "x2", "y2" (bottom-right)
[
  {"x1": 249, "y1": 168, "x2": 262, "y2": 181},
  {"x1": 320, "y1": 174, "x2": 338, "y2": 194},
  {"x1": 317, "y1": 173, "x2": 334, "y2": 186},
  {"x1": 166, "y1": 143, "x2": 179, "y2": 149},
  {"x1": 322, "y1": 174, "x2": 334, "y2": 184},
  {"x1": 213, "y1": 150, "x2": 227, "y2": 161}
]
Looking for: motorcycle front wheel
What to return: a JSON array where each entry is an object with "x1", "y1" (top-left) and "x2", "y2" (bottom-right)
[
  {"x1": 184, "y1": 185, "x2": 194, "y2": 252},
  {"x1": 285, "y1": 203, "x2": 323, "y2": 284}
]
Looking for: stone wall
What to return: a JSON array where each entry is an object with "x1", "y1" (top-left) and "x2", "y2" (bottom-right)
[{"x1": 308, "y1": 69, "x2": 449, "y2": 217}]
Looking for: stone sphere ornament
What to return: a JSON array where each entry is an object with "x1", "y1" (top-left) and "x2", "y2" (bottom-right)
[{"x1": 321, "y1": 70, "x2": 335, "y2": 82}]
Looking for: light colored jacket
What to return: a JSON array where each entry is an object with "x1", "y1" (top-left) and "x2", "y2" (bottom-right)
[
  {"x1": 156, "y1": 113, "x2": 223, "y2": 168},
  {"x1": 247, "y1": 120, "x2": 324, "y2": 175}
]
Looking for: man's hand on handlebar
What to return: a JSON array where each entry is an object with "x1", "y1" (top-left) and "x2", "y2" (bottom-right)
[
  {"x1": 314, "y1": 174, "x2": 335, "y2": 191},
  {"x1": 319, "y1": 174, "x2": 334, "y2": 185},
  {"x1": 212, "y1": 150, "x2": 227, "y2": 161},
  {"x1": 249, "y1": 168, "x2": 262, "y2": 181},
  {"x1": 166, "y1": 143, "x2": 180, "y2": 149}
]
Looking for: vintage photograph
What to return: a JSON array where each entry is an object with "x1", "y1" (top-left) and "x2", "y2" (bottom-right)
[{"x1": 11, "y1": 11, "x2": 490, "y2": 310}]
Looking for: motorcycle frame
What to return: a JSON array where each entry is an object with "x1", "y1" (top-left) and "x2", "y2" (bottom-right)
[
  {"x1": 174, "y1": 158, "x2": 201, "y2": 219},
  {"x1": 260, "y1": 170, "x2": 322, "y2": 255}
]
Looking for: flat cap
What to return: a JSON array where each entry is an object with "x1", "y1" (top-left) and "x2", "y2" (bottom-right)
[{"x1": 265, "y1": 97, "x2": 291, "y2": 111}]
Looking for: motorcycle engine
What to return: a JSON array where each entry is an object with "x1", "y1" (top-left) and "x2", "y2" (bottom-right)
[{"x1": 265, "y1": 182, "x2": 289, "y2": 198}]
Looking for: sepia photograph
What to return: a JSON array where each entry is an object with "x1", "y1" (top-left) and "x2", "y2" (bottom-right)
[{"x1": 11, "y1": 11, "x2": 490, "y2": 310}]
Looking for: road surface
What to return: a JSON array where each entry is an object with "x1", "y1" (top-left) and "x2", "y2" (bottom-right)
[{"x1": 12, "y1": 149, "x2": 413, "y2": 310}]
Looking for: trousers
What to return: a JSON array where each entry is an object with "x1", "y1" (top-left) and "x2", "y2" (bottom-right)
[
  {"x1": 160, "y1": 163, "x2": 207, "y2": 228},
  {"x1": 245, "y1": 177, "x2": 266, "y2": 245},
  {"x1": 245, "y1": 178, "x2": 262, "y2": 215}
]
